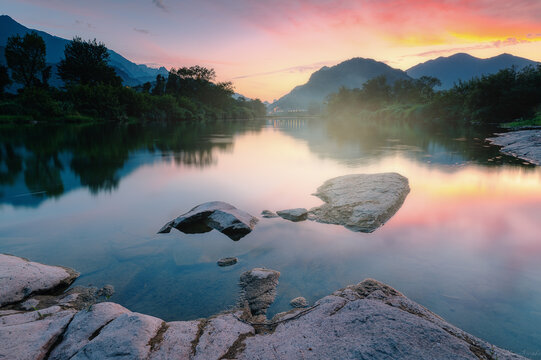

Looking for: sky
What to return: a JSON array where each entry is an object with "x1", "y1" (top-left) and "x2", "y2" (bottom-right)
[{"x1": 1, "y1": 0, "x2": 540, "y2": 101}]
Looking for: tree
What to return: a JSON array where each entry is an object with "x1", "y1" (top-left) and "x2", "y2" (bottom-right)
[
  {"x1": 152, "y1": 74, "x2": 166, "y2": 95},
  {"x1": 4, "y1": 31, "x2": 48, "y2": 88},
  {"x1": 58, "y1": 37, "x2": 121, "y2": 86},
  {"x1": 0, "y1": 65, "x2": 12, "y2": 95}
]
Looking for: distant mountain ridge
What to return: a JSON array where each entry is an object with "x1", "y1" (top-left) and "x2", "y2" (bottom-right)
[
  {"x1": 271, "y1": 58, "x2": 410, "y2": 112},
  {"x1": 0, "y1": 15, "x2": 168, "y2": 87},
  {"x1": 406, "y1": 53, "x2": 538, "y2": 89}
]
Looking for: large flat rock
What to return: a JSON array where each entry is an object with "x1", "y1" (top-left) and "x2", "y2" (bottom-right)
[
  {"x1": 487, "y1": 129, "x2": 541, "y2": 165},
  {"x1": 0, "y1": 258, "x2": 526, "y2": 360},
  {"x1": 158, "y1": 201, "x2": 259, "y2": 240},
  {"x1": 0, "y1": 254, "x2": 79, "y2": 307},
  {"x1": 308, "y1": 173, "x2": 410, "y2": 232}
]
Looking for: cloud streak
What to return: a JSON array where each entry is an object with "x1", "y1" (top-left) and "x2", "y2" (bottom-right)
[
  {"x1": 152, "y1": 0, "x2": 167, "y2": 12},
  {"x1": 233, "y1": 61, "x2": 335, "y2": 79}
]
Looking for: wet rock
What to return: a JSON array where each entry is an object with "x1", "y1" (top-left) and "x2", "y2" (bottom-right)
[
  {"x1": 308, "y1": 173, "x2": 410, "y2": 232},
  {"x1": 0, "y1": 254, "x2": 79, "y2": 307},
  {"x1": 0, "y1": 306, "x2": 76, "y2": 360},
  {"x1": 217, "y1": 257, "x2": 238, "y2": 267},
  {"x1": 239, "y1": 268, "x2": 280, "y2": 317},
  {"x1": 290, "y1": 296, "x2": 308, "y2": 308},
  {"x1": 276, "y1": 208, "x2": 308, "y2": 222},
  {"x1": 261, "y1": 210, "x2": 279, "y2": 218},
  {"x1": 487, "y1": 129, "x2": 541, "y2": 165},
  {"x1": 158, "y1": 201, "x2": 258, "y2": 241}
]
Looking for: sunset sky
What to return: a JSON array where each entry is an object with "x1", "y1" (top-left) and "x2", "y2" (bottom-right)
[{"x1": 2, "y1": 0, "x2": 540, "y2": 101}]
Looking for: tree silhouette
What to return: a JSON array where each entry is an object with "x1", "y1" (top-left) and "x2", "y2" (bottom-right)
[
  {"x1": 58, "y1": 37, "x2": 121, "y2": 86},
  {"x1": 4, "y1": 31, "x2": 49, "y2": 88}
]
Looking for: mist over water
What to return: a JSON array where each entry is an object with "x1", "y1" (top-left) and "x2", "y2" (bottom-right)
[{"x1": 1, "y1": 118, "x2": 540, "y2": 357}]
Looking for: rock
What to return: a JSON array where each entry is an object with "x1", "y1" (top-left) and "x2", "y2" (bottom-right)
[
  {"x1": 487, "y1": 129, "x2": 541, "y2": 165},
  {"x1": 276, "y1": 208, "x2": 308, "y2": 222},
  {"x1": 261, "y1": 210, "x2": 278, "y2": 218},
  {"x1": 148, "y1": 320, "x2": 200, "y2": 360},
  {"x1": 191, "y1": 312, "x2": 255, "y2": 360},
  {"x1": 20, "y1": 298, "x2": 40, "y2": 311},
  {"x1": 308, "y1": 173, "x2": 410, "y2": 232},
  {"x1": 48, "y1": 302, "x2": 130, "y2": 360},
  {"x1": 239, "y1": 268, "x2": 280, "y2": 317},
  {"x1": 217, "y1": 257, "x2": 238, "y2": 267},
  {"x1": 70, "y1": 312, "x2": 164, "y2": 360},
  {"x1": 289, "y1": 296, "x2": 308, "y2": 308},
  {"x1": 0, "y1": 306, "x2": 76, "y2": 360},
  {"x1": 0, "y1": 254, "x2": 79, "y2": 307},
  {"x1": 238, "y1": 279, "x2": 525, "y2": 360},
  {"x1": 158, "y1": 201, "x2": 258, "y2": 241}
]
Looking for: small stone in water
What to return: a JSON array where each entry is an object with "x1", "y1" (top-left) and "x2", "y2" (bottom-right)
[
  {"x1": 289, "y1": 297, "x2": 308, "y2": 308},
  {"x1": 217, "y1": 257, "x2": 238, "y2": 267}
]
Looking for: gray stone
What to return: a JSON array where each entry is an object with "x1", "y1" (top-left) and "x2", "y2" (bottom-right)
[
  {"x1": 48, "y1": 302, "x2": 130, "y2": 360},
  {"x1": 276, "y1": 208, "x2": 308, "y2": 222},
  {"x1": 0, "y1": 254, "x2": 79, "y2": 307},
  {"x1": 0, "y1": 306, "x2": 76, "y2": 360},
  {"x1": 239, "y1": 268, "x2": 280, "y2": 317},
  {"x1": 308, "y1": 173, "x2": 410, "y2": 232},
  {"x1": 70, "y1": 312, "x2": 164, "y2": 359},
  {"x1": 238, "y1": 279, "x2": 525, "y2": 360},
  {"x1": 20, "y1": 298, "x2": 40, "y2": 311},
  {"x1": 487, "y1": 129, "x2": 541, "y2": 165},
  {"x1": 290, "y1": 296, "x2": 308, "y2": 308},
  {"x1": 217, "y1": 257, "x2": 238, "y2": 267},
  {"x1": 148, "y1": 320, "x2": 200, "y2": 360},
  {"x1": 261, "y1": 210, "x2": 279, "y2": 218},
  {"x1": 158, "y1": 201, "x2": 258, "y2": 240},
  {"x1": 192, "y1": 312, "x2": 254, "y2": 360}
]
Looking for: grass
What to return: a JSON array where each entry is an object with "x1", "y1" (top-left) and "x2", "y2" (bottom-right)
[{"x1": 502, "y1": 112, "x2": 541, "y2": 128}]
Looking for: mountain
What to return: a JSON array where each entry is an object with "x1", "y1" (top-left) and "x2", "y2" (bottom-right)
[
  {"x1": 270, "y1": 58, "x2": 410, "y2": 112},
  {"x1": 406, "y1": 53, "x2": 538, "y2": 89},
  {"x1": 0, "y1": 15, "x2": 168, "y2": 87}
]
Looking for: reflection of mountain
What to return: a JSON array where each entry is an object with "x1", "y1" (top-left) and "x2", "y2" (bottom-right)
[
  {"x1": 407, "y1": 53, "x2": 538, "y2": 89},
  {"x1": 270, "y1": 58, "x2": 410, "y2": 112},
  {"x1": 0, "y1": 121, "x2": 264, "y2": 207},
  {"x1": 273, "y1": 117, "x2": 534, "y2": 168},
  {"x1": 0, "y1": 15, "x2": 168, "y2": 88}
]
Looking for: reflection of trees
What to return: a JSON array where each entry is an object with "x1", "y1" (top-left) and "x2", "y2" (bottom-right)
[
  {"x1": 288, "y1": 116, "x2": 534, "y2": 167},
  {"x1": 0, "y1": 120, "x2": 264, "y2": 204}
]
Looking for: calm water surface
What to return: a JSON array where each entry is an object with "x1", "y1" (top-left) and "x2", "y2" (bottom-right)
[{"x1": 0, "y1": 118, "x2": 540, "y2": 358}]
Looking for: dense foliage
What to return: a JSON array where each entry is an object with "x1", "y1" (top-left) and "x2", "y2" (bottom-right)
[
  {"x1": 0, "y1": 34, "x2": 266, "y2": 122},
  {"x1": 326, "y1": 66, "x2": 541, "y2": 127},
  {"x1": 4, "y1": 31, "x2": 50, "y2": 88}
]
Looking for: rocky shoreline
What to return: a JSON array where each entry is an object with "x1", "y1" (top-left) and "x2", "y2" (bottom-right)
[
  {"x1": 0, "y1": 254, "x2": 526, "y2": 359},
  {"x1": 487, "y1": 129, "x2": 541, "y2": 165}
]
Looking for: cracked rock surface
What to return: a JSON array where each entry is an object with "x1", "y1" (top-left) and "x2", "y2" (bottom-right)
[
  {"x1": 0, "y1": 255, "x2": 526, "y2": 360},
  {"x1": 487, "y1": 129, "x2": 541, "y2": 165}
]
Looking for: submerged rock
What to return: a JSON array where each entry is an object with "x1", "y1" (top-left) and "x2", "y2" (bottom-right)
[
  {"x1": 0, "y1": 254, "x2": 79, "y2": 307},
  {"x1": 308, "y1": 173, "x2": 410, "y2": 232},
  {"x1": 487, "y1": 129, "x2": 541, "y2": 165},
  {"x1": 239, "y1": 268, "x2": 280, "y2": 317},
  {"x1": 260, "y1": 210, "x2": 279, "y2": 218},
  {"x1": 158, "y1": 201, "x2": 259, "y2": 241},
  {"x1": 217, "y1": 257, "x2": 238, "y2": 267},
  {"x1": 289, "y1": 296, "x2": 308, "y2": 308},
  {"x1": 276, "y1": 208, "x2": 308, "y2": 222}
]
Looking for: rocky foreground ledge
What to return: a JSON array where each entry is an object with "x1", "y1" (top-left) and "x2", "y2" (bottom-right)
[
  {"x1": 0, "y1": 254, "x2": 526, "y2": 359},
  {"x1": 487, "y1": 129, "x2": 541, "y2": 165}
]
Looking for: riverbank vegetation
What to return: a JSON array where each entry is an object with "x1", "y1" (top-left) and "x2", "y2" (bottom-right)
[
  {"x1": 0, "y1": 32, "x2": 266, "y2": 123},
  {"x1": 326, "y1": 65, "x2": 541, "y2": 129}
]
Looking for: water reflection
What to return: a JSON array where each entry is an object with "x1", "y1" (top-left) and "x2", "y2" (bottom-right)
[
  {"x1": 0, "y1": 118, "x2": 540, "y2": 358},
  {"x1": 0, "y1": 121, "x2": 264, "y2": 207}
]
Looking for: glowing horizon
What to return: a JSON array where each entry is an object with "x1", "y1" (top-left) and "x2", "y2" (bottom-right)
[{"x1": 2, "y1": 0, "x2": 540, "y2": 101}]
